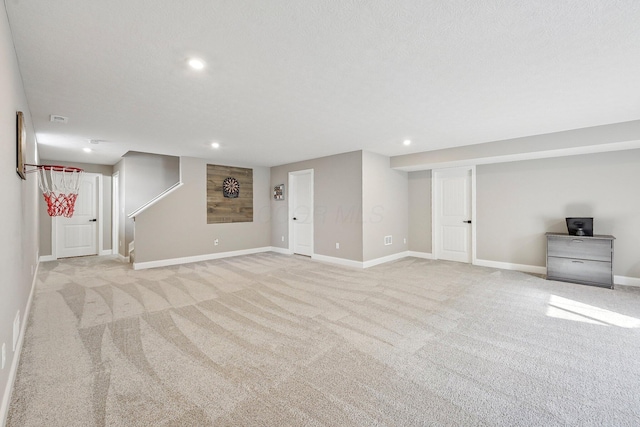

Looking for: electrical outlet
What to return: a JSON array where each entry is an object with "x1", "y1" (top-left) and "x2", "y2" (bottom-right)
[
  {"x1": 214, "y1": 239, "x2": 219, "y2": 246},
  {"x1": 404, "y1": 238, "x2": 407, "y2": 244},
  {"x1": 1, "y1": 343, "x2": 5, "y2": 369},
  {"x1": 336, "y1": 243, "x2": 340, "y2": 249},
  {"x1": 13, "y1": 311, "x2": 20, "y2": 352},
  {"x1": 281, "y1": 236, "x2": 284, "y2": 242},
  {"x1": 384, "y1": 235, "x2": 392, "y2": 246}
]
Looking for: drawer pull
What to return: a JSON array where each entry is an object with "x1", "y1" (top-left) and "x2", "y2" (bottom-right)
[
  {"x1": 571, "y1": 260, "x2": 584, "y2": 264},
  {"x1": 572, "y1": 239, "x2": 584, "y2": 243}
]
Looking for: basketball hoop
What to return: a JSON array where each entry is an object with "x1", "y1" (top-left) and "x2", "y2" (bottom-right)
[{"x1": 25, "y1": 164, "x2": 84, "y2": 217}]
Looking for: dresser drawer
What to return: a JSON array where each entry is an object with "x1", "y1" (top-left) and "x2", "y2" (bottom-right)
[
  {"x1": 547, "y1": 236, "x2": 612, "y2": 262},
  {"x1": 547, "y1": 257, "x2": 613, "y2": 286}
]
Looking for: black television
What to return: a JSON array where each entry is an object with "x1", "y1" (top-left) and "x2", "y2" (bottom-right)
[{"x1": 566, "y1": 217, "x2": 593, "y2": 236}]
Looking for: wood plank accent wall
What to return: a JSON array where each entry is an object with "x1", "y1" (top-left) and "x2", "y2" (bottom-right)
[{"x1": 207, "y1": 164, "x2": 253, "y2": 223}]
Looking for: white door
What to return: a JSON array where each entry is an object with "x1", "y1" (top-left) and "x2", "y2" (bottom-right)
[
  {"x1": 55, "y1": 173, "x2": 99, "y2": 258},
  {"x1": 433, "y1": 167, "x2": 473, "y2": 263},
  {"x1": 289, "y1": 169, "x2": 313, "y2": 256}
]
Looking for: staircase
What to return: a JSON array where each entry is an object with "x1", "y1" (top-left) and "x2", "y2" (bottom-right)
[{"x1": 129, "y1": 241, "x2": 134, "y2": 263}]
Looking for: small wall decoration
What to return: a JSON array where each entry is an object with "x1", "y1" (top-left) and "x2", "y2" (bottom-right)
[
  {"x1": 273, "y1": 184, "x2": 285, "y2": 200},
  {"x1": 16, "y1": 111, "x2": 26, "y2": 180},
  {"x1": 207, "y1": 164, "x2": 253, "y2": 223}
]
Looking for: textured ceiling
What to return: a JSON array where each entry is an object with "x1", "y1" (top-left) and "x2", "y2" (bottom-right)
[{"x1": 5, "y1": 0, "x2": 640, "y2": 166}]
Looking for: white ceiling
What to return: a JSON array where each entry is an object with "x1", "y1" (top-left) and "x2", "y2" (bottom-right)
[{"x1": 6, "y1": 0, "x2": 640, "y2": 167}]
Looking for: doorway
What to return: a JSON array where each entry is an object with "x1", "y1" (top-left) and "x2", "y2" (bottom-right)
[
  {"x1": 112, "y1": 171, "x2": 120, "y2": 257},
  {"x1": 288, "y1": 169, "x2": 314, "y2": 256},
  {"x1": 432, "y1": 166, "x2": 475, "y2": 263},
  {"x1": 52, "y1": 173, "x2": 101, "y2": 259}
]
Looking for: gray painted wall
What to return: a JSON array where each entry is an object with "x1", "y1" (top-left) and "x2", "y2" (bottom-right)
[
  {"x1": 408, "y1": 170, "x2": 432, "y2": 253},
  {"x1": 271, "y1": 151, "x2": 363, "y2": 262},
  {"x1": 476, "y1": 149, "x2": 640, "y2": 278},
  {"x1": 0, "y1": 10, "x2": 40, "y2": 419},
  {"x1": 391, "y1": 120, "x2": 640, "y2": 170},
  {"x1": 38, "y1": 161, "x2": 113, "y2": 257},
  {"x1": 134, "y1": 157, "x2": 270, "y2": 263},
  {"x1": 123, "y1": 151, "x2": 181, "y2": 215},
  {"x1": 115, "y1": 151, "x2": 180, "y2": 257},
  {"x1": 362, "y1": 151, "x2": 408, "y2": 261}
]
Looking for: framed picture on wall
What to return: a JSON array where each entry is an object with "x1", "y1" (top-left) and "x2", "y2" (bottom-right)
[
  {"x1": 16, "y1": 111, "x2": 26, "y2": 180},
  {"x1": 273, "y1": 184, "x2": 284, "y2": 200}
]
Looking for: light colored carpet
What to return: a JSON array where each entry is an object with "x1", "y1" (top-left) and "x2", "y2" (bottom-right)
[{"x1": 7, "y1": 253, "x2": 640, "y2": 426}]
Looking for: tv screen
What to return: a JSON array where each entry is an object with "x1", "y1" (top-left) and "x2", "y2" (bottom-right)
[{"x1": 566, "y1": 217, "x2": 593, "y2": 236}]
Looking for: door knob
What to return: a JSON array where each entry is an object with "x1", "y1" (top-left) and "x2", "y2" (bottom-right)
[
  {"x1": 89, "y1": 219, "x2": 97, "y2": 222},
  {"x1": 463, "y1": 220, "x2": 471, "y2": 224},
  {"x1": 293, "y1": 217, "x2": 297, "y2": 220}
]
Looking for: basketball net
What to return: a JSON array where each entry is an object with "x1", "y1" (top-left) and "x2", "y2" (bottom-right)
[{"x1": 34, "y1": 165, "x2": 84, "y2": 217}]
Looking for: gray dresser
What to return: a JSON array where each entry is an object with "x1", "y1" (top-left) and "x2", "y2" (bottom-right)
[{"x1": 546, "y1": 233, "x2": 615, "y2": 289}]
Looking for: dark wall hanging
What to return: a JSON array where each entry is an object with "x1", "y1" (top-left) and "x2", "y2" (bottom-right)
[{"x1": 207, "y1": 164, "x2": 253, "y2": 223}]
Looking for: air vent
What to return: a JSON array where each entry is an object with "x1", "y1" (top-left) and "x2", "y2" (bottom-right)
[{"x1": 49, "y1": 115, "x2": 68, "y2": 124}]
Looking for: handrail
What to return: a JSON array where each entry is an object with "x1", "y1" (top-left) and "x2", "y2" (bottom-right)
[{"x1": 127, "y1": 181, "x2": 184, "y2": 219}]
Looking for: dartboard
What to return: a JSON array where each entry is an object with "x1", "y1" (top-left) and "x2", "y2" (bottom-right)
[{"x1": 223, "y1": 177, "x2": 240, "y2": 198}]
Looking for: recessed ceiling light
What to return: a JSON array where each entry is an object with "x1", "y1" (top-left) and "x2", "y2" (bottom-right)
[
  {"x1": 211, "y1": 142, "x2": 220, "y2": 149},
  {"x1": 83, "y1": 147, "x2": 92, "y2": 153},
  {"x1": 403, "y1": 139, "x2": 411, "y2": 146},
  {"x1": 188, "y1": 58, "x2": 205, "y2": 70}
]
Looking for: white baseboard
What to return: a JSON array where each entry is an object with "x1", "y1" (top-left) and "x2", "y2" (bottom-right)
[
  {"x1": 133, "y1": 247, "x2": 273, "y2": 270},
  {"x1": 291, "y1": 251, "x2": 428, "y2": 269},
  {"x1": 407, "y1": 251, "x2": 433, "y2": 260},
  {"x1": 134, "y1": 246, "x2": 381, "y2": 270},
  {"x1": 615, "y1": 275, "x2": 640, "y2": 287},
  {"x1": 303, "y1": 252, "x2": 415, "y2": 269},
  {"x1": 474, "y1": 259, "x2": 547, "y2": 275},
  {"x1": 1, "y1": 261, "x2": 39, "y2": 427},
  {"x1": 269, "y1": 248, "x2": 394, "y2": 269},
  {"x1": 311, "y1": 253, "x2": 363, "y2": 269},
  {"x1": 130, "y1": 247, "x2": 640, "y2": 287},
  {"x1": 116, "y1": 254, "x2": 129, "y2": 262},
  {"x1": 363, "y1": 251, "x2": 409, "y2": 268},
  {"x1": 269, "y1": 246, "x2": 293, "y2": 255},
  {"x1": 474, "y1": 259, "x2": 640, "y2": 286},
  {"x1": 269, "y1": 247, "x2": 409, "y2": 269},
  {"x1": 41, "y1": 250, "x2": 113, "y2": 262}
]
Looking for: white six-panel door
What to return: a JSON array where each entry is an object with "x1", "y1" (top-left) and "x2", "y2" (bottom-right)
[
  {"x1": 55, "y1": 173, "x2": 99, "y2": 258},
  {"x1": 433, "y1": 167, "x2": 473, "y2": 263}
]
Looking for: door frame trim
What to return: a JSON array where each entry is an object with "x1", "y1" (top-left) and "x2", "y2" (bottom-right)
[
  {"x1": 51, "y1": 172, "x2": 103, "y2": 259},
  {"x1": 431, "y1": 166, "x2": 476, "y2": 264},
  {"x1": 112, "y1": 171, "x2": 119, "y2": 257},
  {"x1": 288, "y1": 169, "x2": 314, "y2": 256}
]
